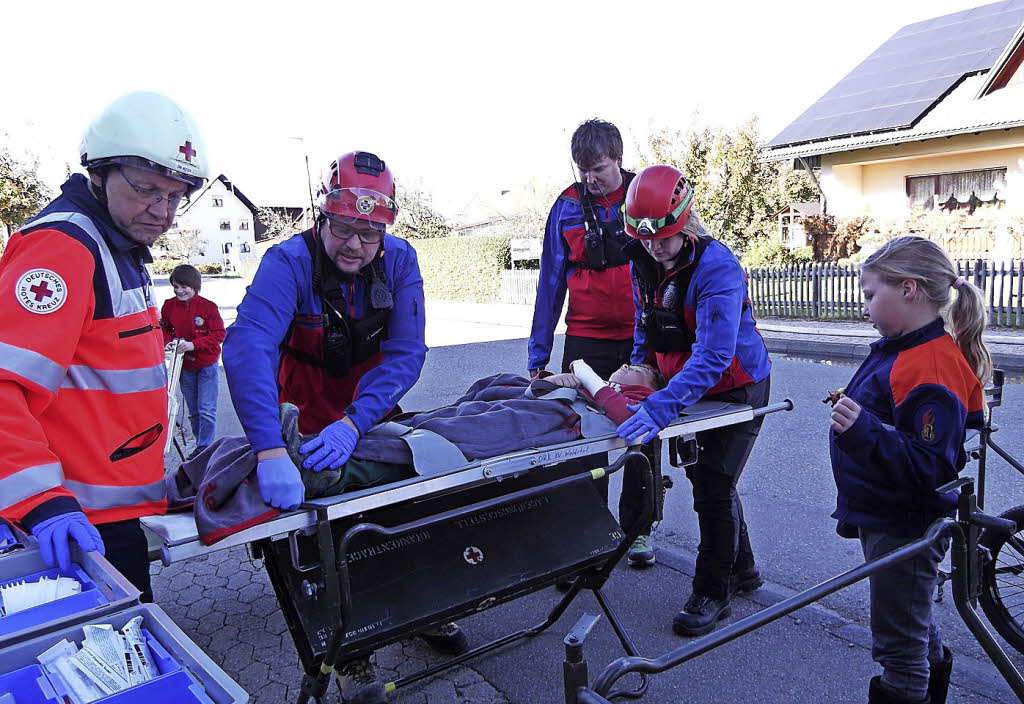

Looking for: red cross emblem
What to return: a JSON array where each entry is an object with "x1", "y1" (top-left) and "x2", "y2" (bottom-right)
[
  {"x1": 29, "y1": 281, "x2": 54, "y2": 302},
  {"x1": 463, "y1": 546, "x2": 484, "y2": 565},
  {"x1": 16, "y1": 269, "x2": 68, "y2": 314},
  {"x1": 179, "y1": 140, "x2": 197, "y2": 163}
]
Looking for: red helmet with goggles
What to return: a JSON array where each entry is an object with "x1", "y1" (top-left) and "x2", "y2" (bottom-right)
[
  {"x1": 317, "y1": 151, "x2": 398, "y2": 231},
  {"x1": 623, "y1": 165, "x2": 694, "y2": 240}
]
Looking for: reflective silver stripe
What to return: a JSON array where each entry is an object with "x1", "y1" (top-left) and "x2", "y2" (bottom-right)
[
  {"x1": 0, "y1": 463, "x2": 65, "y2": 511},
  {"x1": 27, "y1": 212, "x2": 150, "y2": 316},
  {"x1": 64, "y1": 479, "x2": 166, "y2": 511},
  {"x1": 62, "y1": 363, "x2": 167, "y2": 393},
  {"x1": 0, "y1": 341, "x2": 66, "y2": 394}
]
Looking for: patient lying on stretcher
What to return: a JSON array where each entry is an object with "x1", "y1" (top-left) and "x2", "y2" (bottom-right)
[{"x1": 168, "y1": 362, "x2": 662, "y2": 545}]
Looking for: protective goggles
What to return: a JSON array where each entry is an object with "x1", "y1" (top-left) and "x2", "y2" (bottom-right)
[
  {"x1": 623, "y1": 187, "x2": 693, "y2": 238},
  {"x1": 319, "y1": 187, "x2": 398, "y2": 231}
]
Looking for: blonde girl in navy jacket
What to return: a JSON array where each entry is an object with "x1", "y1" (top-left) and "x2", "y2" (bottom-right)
[{"x1": 828, "y1": 236, "x2": 990, "y2": 704}]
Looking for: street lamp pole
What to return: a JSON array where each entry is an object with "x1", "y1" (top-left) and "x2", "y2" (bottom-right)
[{"x1": 289, "y1": 136, "x2": 316, "y2": 229}]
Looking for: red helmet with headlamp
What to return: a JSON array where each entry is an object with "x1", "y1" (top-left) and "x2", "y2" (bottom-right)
[
  {"x1": 623, "y1": 165, "x2": 694, "y2": 240},
  {"x1": 317, "y1": 151, "x2": 398, "y2": 231}
]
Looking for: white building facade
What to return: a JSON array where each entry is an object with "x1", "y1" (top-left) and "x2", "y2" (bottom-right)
[{"x1": 173, "y1": 175, "x2": 260, "y2": 268}]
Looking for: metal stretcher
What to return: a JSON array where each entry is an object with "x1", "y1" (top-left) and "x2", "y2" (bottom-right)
[{"x1": 142, "y1": 399, "x2": 792, "y2": 703}]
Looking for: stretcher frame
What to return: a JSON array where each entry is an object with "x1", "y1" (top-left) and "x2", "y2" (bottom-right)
[
  {"x1": 142, "y1": 399, "x2": 793, "y2": 703},
  {"x1": 144, "y1": 400, "x2": 771, "y2": 566}
]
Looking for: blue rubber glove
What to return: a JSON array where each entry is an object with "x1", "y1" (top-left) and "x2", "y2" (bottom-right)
[
  {"x1": 31, "y1": 512, "x2": 105, "y2": 572},
  {"x1": 617, "y1": 403, "x2": 664, "y2": 444},
  {"x1": 299, "y1": 420, "x2": 359, "y2": 471},
  {"x1": 256, "y1": 455, "x2": 305, "y2": 510}
]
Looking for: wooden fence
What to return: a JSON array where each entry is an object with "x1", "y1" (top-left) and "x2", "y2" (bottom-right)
[
  {"x1": 500, "y1": 269, "x2": 541, "y2": 305},
  {"x1": 745, "y1": 259, "x2": 1024, "y2": 327},
  {"x1": 497, "y1": 261, "x2": 1024, "y2": 328}
]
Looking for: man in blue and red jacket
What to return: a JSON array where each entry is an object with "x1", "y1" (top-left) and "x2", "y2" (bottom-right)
[
  {"x1": 222, "y1": 151, "x2": 462, "y2": 703},
  {"x1": 528, "y1": 120, "x2": 653, "y2": 566},
  {"x1": 617, "y1": 165, "x2": 772, "y2": 637}
]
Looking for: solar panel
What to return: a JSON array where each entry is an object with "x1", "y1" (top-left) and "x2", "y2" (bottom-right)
[{"x1": 768, "y1": 0, "x2": 1024, "y2": 148}]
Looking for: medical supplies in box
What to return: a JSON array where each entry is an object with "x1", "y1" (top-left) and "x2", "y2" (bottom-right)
[
  {"x1": 0, "y1": 546, "x2": 139, "y2": 649},
  {"x1": 0, "y1": 604, "x2": 247, "y2": 704}
]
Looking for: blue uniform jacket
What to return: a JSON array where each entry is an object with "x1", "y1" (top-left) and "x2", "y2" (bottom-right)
[
  {"x1": 527, "y1": 182, "x2": 635, "y2": 371},
  {"x1": 830, "y1": 318, "x2": 984, "y2": 538},
  {"x1": 630, "y1": 237, "x2": 771, "y2": 428},
  {"x1": 223, "y1": 231, "x2": 426, "y2": 453}
]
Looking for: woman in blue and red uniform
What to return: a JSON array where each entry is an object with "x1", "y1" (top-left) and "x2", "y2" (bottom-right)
[
  {"x1": 827, "y1": 236, "x2": 989, "y2": 704},
  {"x1": 616, "y1": 165, "x2": 773, "y2": 637}
]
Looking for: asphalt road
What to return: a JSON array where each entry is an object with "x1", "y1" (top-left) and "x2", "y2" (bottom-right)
[
  {"x1": 400, "y1": 338, "x2": 1024, "y2": 680},
  {"x1": 172, "y1": 333, "x2": 1024, "y2": 702}
]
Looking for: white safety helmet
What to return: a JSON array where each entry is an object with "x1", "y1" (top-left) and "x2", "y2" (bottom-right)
[{"x1": 80, "y1": 91, "x2": 209, "y2": 192}]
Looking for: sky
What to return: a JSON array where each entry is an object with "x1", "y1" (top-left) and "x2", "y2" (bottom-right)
[{"x1": 1, "y1": 0, "x2": 988, "y2": 220}]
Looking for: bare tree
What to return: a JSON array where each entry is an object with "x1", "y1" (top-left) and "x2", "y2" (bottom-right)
[{"x1": 154, "y1": 227, "x2": 204, "y2": 261}]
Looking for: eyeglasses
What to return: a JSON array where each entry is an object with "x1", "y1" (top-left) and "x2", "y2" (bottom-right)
[
  {"x1": 325, "y1": 219, "x2": 385, "y2": 245},
  {"x1": 119, "y1": 169, "x2": 191, "y2": 209}
]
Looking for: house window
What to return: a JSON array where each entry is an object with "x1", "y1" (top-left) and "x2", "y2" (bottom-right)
[
  {"x1": 223, "y1": 242, "x2": 232, "y2": 254},
  {"x1": 240, "y1": 242, "x2": 251, "y2": 253},
  {"x1": 219, "y1": 220, "x2": 231, "y2": 231},
  {"x1": 212, "y1": 196, "x2": 224, "y2": 207},
  {"x1": 239, "y1": 220, "x2": 250, "y2": 231},
  {"x1": 906, "y1": 168, "x2": 1007, "y2": 212}
]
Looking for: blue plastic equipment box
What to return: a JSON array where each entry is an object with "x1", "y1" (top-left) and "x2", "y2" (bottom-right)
[
  {"x1": 0, "y1": 603, "x2": 247, "y2": 703},
  {"x1": 0, "y1": 544, "x2": 139, "y2": 649}
]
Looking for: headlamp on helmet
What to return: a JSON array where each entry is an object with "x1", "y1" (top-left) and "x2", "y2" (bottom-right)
[
  {"x1": 624, "y1": 165, "x2": 695, "y2": 240},
  {"x1": 318, "y1": 151, "x2": 398, "y2": 230}
]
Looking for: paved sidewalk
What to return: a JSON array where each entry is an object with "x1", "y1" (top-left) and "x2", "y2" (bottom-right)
[
  {"x1": 162, "y1": 276, "x2": 1024, "y2": 371},
  {"x1": 423, "y1": 299, "x2": 1024, "y2": 372},
  {"x1": 149, "y1": 540, "x2": 1021, "y2": 703}
]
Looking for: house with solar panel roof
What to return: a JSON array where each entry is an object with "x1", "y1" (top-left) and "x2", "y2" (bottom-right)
[{"x1": 762, "y1": 0, "x2": 1024, "y2": 223}]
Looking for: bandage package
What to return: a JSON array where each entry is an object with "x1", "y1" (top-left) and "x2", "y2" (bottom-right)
[
  {"x1": 35, "y1": 616, "x2": 158, "y2": 704},
  {"x1": 0, "y1": 576, "x2": 81, "y2": 617}
]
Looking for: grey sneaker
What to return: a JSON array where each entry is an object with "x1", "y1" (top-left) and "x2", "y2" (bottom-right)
[
  {"x1": 337, "y1": 656, "x2": 387, "y2": 704},
  {"x1": 626, "y1": 534, "x2": 656, "y2": 567}
]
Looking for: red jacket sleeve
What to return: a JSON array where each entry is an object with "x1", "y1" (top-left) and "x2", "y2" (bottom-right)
[
  {"x1": 190, "y1": 297, "x2": 225, "y2": 354},
  {"x1": 595, "y1": 386, "x2": 634, "y2": 425},
  {"x1": 160, "y1": 298, "x2": 175, "y2": 345},
  {"x1": 0, "y1": 229, "x2": 96, "y2": 523}
]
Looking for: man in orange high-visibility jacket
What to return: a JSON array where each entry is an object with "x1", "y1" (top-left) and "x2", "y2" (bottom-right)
[{"x1": 0, "y1": 92, "x2": 209, "y2": 601}]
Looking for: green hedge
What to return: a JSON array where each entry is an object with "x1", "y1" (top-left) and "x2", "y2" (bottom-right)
[{"x1": 410, "y1": 234, "x2": 511, "y2": 302}]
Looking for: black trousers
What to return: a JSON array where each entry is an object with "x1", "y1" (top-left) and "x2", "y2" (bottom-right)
[
  {"x1": 685, "y1": 375, "x2": 771, "y2": 600},
  {"x1": 97, "y1": 518, "x2": 153, "y2": 603},
  {"x1": 561, "y1": 335, "x2": 649, "y2": 535}
]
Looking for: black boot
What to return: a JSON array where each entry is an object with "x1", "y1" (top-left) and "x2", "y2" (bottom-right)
[
  {"x1": 728, "y1": 566, "x2": 764, "y2": 596},
  {"x1": 672, "y1": 593, "x2": 731, "y2": 636},
  {"x1": 419, "y1": 621, "x2": 468, "y2": 655},
  {"x1": 927, "y1": 647, "x2": 952, "y2": 704},
  {"x1": 868, "y1": 676, "x2": 930, "y2": 703}
]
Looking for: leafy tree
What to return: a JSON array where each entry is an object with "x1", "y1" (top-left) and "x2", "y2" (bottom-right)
[
  {"x1": 639, "y1": 119, "x2": 818, "y2": 254},
  {"x1": 393, "y1": 183, "x2": 451, "y2": 240},
  {"x1": 1, "y1": 144, "x2": 52, "y2": 250}
]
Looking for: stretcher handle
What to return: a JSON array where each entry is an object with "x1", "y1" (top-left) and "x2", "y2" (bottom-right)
[{"x1": 752, "y1": 399, "x2": 793, "y2": 418}]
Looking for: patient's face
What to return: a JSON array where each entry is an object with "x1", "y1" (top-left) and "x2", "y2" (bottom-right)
[{"x1": 609, "y1": 364, "x2": 658, "y2": 388}]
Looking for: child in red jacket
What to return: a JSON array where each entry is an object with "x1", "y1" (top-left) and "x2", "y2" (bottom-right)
[{"x1": 161, "y1": 265, "x2": 226, "y2": 456}]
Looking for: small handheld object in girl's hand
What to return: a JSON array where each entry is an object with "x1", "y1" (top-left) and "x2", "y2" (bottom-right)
[{"x1": 822, "y1": 387, "x2": 845, "y2": 407}]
